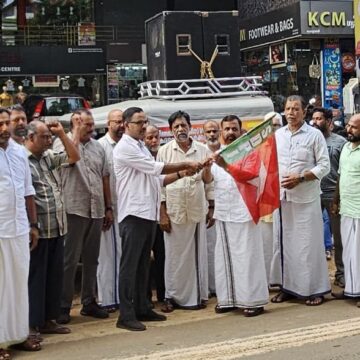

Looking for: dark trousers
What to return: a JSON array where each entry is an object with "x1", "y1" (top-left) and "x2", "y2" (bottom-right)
[
  {"x1": 61, "y1": 214, "x2": 103, "y2": 308},
  {"x1": 148, "y1": 225, "x2": 165, "y2": 302},
  {"x1": 118, "y1": 216, "x2": 157, "y2": 321},
  {"x1": 322, "y1": 198, "x2": 344, "y2": 280},
  {"x1": 28, "y1": 236, "x2": 64, "y2": 328}
]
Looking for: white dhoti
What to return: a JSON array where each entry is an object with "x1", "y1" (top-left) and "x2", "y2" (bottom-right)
[
  {"x1": 341, "y1": 216, "x2": 360, "y2": 297},
  {"x1": 0, "y1": 235, "x2": 29, "y2": 348},
  {"x1": 206, "y1": 226, "x2": 216, "y2": 294},
  {"x1": 260, "y1": 221, "x2": 273, "y2": 286},
  {"x1": 270, "y1": 209, "x2": 282, "y2": 285},
  {"x1": 164, "y1": 221, "x2": 208, "y2": 307},
  {"x1": 97, "y1": 223, "x2": 121, "y2": 308},
  {"x1": 276, "y1": 200, "x2": 331, "y2": 297},
  {"x1": 215, "y1": 220, "x2": 269, "y2": 308}
]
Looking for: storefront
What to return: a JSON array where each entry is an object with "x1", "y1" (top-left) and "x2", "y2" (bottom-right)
[
  {"x1": 239, "y1": 0, "x2": 355, "y2": 111},
  {"x1": 0, "y1": 45, "x2": 106, "y2": 107}
]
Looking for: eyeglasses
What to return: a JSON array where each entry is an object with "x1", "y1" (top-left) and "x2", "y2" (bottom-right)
[
  {"x1": 128, "y1": 120, "x2": 149, "y2": 126},
  {"x1": 109, "y1": 120, "x2": 125, "y2": 125}
]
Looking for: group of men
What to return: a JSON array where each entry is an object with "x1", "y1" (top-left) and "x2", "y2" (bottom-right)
[{"x1": 1, "y1": 94, "x2": 360, "y2": 358}]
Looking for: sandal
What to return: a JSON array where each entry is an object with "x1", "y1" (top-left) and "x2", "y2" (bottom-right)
[
  {"x1": 244, "y1": 307, "x2": 264, "y2": 317},
  {"x1": 39, "y1": 320, "x2": 71, "y2": 334},
  {"x1": 331, "y1": 291, "x2": 349, "y2": 300},
  {"x1": 160, "y1": 299, "x2": 174, "y2": 313},
  {"x1": 305, "y1": 296, "x2": 324, "y2": 306},
  {"x1": 0, "y1": 349, "x2": 11, "y2": 360},
  {"x1": 271, "y1": 291, "x2": 295, "y2": 303},
  {"x1": 10, "y1": 337, "x2": 41, "y2": 352}
]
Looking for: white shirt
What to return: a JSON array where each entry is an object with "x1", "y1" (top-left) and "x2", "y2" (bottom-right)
[
  {"x1": 0, "y1": 139, "x2": 35, "y2": 238},
  {"x1": 275, "y1": 122, "x2": 330, "y2": 203},
  {"x1": 113, "y1": 134, "x2": 165, "y2": 223},
  {"x1": 211, "y1": 162, "x2": 252, "y2": 223}
]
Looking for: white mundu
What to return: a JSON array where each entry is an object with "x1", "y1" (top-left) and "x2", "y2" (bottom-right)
[
  {"x1": 97, "y1": 133, "x2": 121, "y2": 308},
  {"x1": 211, "y1": 163, "x2": 269, "y2": 308}
]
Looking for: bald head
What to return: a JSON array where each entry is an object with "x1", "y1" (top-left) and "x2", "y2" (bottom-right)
[
  {"x1": 347, "y1": 114, "x2": 360, "y2": 145},
  {"x1": 25, "y1": 120, "x2": 53, "y2": 156},
  {"x1": 107, "y1": 109, "x2": 124, "y2": 142},
  {"x1": 144, "y1": 125, "x2": 160, "y2": 155}
]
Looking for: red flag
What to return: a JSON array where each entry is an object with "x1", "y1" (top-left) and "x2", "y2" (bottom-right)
[{"x1": 219, "y1": 119, "x2": 280, "y2": 224}]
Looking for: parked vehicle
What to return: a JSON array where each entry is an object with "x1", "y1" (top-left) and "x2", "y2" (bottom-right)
[{"x1": 23, "y1": 94, "x2": 91, "y2": 122}]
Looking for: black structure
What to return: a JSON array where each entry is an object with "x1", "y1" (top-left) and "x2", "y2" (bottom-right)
[{"x1": 145, "y1": 11, "x2": 240, "y2": 80}]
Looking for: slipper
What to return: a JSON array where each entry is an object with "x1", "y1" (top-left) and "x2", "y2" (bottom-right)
[
  {"x1": 271, "y1": 291, "x2": 295, "y2": 303},
  {"x1": 10, "y1": 338, "x2": 41, "y2": 352},
  {"x1": 305, "y1": 296, "x2": 324, "y2": 306},
  {"x1": 0, "y1": 349, "x2": 11, "y2": 360},
  {"x1": 356, "y1": 301, "x2": 360, "y2": 308},
  {"x1": 331, "y1": 291, "x2": 349, "y2": 300},
  {"x1": 244, "y1": 307, "x2": 264, "y2": 317},
  {"x1": 28, "y1": 333, "x2": 43, "y2": 343},
  {"x1": 161, "y1": 299, "x2": 174, "y2": 313},
  {"x1": 39, "y1": 325, "x2": 71, "y2": 334}
]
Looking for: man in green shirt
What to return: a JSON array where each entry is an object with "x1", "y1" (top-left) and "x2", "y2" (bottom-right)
[{"x1": 333, "y1": 114, "x2": 360, "y2": 303}]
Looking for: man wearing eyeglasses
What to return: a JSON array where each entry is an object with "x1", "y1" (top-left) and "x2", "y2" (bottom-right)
[
  {"x1": 97, "y1": 109, "x2": 124, "y2": 312},
  {"x1": 113, "y1": 107, "x2": 204, "y2": 331}
]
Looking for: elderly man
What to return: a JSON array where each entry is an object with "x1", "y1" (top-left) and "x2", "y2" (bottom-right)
[
  {"x1": 113, "y1": 107, "x2": 202, "y2": 331},
  {"x1": 312, "y1": 107, "x2": 346, "y2": 287},
  {"x1": 271, "y1": 95, "x2": 330, "y2": 306},
  {"x1": 25, "y1": 120, "x2": 79, "y2": 336},
  {"x1": 203, "y1": 120, "x2": 220, "y2": 297},
  {"x1": 97, "y1": 109, "x2": 124, "y2": 311},
  {"x1": 0, "y1": 108, "x2": 40, "y2": 358},
  {"x1": 144, "y1": 125, "x2": 166, "y2": 304},
  {"x1": 158, "y1": 111, "x2": 214, "y2": 312},
  {"x1": 213, "y1": 115, "x2": 268, "y2": 316},
  {"x1": 332, "y1": 114, "x2": 360, "y2": 304},
  {"x1": 54, "y1": 109, "x2": 113, "y2": 324}
]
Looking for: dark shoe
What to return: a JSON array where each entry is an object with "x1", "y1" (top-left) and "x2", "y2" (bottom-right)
[
  {"x1": 137, "y1": 310, "x2": 167, "y2": 322},
  {"x1": 161, "y1": 299, "x2": 174, "y2": 313},
  {"x1": 56, "y1": 308, "x2": 71, "y2": 325},
  {"x1": 116, "y1": 319, "x2": 146, "y2": 331},
  {"x1": 215, "y1": 305, "x2": 237, "y2": 314},
  {"x1": 80, "y1": 301, "x2": 109, "y2": 319},
  {"x1": 243, "y1": 307, "x2": 264, "y2": 317}
]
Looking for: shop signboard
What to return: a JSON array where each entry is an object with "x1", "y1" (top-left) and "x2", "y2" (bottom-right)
[
  {"x1": 239, "y1": 3, "x2": 301, "y2": 50},
  {"x1": 300, "y1": 1, "x2": 354, "y2": 37},
  {"x1": 0, "y1": 46, "x2": 105, "y2": 75},
  {"x1": 322, "y1": 39, "x2": 343, "y2": 109}
]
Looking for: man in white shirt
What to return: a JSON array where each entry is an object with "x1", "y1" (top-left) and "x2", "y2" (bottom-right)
[
  {"x1": 0, "y1": 108, "x2": 40, "y2": 357},
  {"x1": 113, "y1": 107, "x2": 203, "y2": 331},
  {"x1": 270, "y1": 95, "x2": 330, "y2": 306},
  {"x1": 97, "y1": 109, "x2": 124, "y2": 312},
  {"x1": 212, "y1": 115, "x2": 268, "y2": 316},
  {"x1": 157, "y1": 111, "x2": 214, "y2": 312}
]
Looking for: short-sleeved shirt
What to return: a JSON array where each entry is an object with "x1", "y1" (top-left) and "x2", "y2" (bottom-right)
[
  {"x1": 320, "y1": 132, "x2": 346, "y2": 201},
  {"x1": 339, "y1": 142, "x2": 360, "y2": 218},
  {"x1": 0, "y1": 139, "x2": 35, "y2": 238},
  {"x1": 53, "y1": 133, "x2": 109, "y2": 219},
  {"x1": 157, "y1": 139, "x2": 214, "y2": 224},
  {"x1": 27, "y1": 149, "x2": 69, "y2": 238}
]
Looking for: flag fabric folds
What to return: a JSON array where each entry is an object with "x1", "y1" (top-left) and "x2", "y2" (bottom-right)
[{"x1": 219, "y1": 119, "x2": 280, "y2": 224}]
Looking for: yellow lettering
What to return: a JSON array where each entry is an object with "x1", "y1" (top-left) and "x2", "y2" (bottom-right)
[
  {"x1": 332, "y1": 12, "x2": 345, "y2": 26},
  {"x1": 320, "y1": 12, "x2": 331, "y2": 26},
  {"x1": 240, "y1": 29, "x2": 246, "y2": 42},
  {"x1": 308, "y1": 12, "x2": 319, "y2": 27}
]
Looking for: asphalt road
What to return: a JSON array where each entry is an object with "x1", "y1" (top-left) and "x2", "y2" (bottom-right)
[{"x1": 13, "y1": 262, "x2": 360, "y2": 360}]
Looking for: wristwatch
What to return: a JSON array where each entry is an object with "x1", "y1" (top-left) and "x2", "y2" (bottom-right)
[
  {"x1": 299, "y1": 175, "x2": 305, "y2": 183},
  {"x1": 30, "y1": 222, "x2": 40, "y2": 230}
]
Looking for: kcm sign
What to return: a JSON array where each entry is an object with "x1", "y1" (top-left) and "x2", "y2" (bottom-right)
[{"x1": 301, "y1": 1, "x2": 354, "y2": 36}]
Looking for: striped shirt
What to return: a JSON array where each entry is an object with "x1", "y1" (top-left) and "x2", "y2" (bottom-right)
[{"x1": 27, "y1": 149, "x2": 69, "y2": 238}]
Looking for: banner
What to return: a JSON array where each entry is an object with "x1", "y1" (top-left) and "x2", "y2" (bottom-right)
[
  {"x1": 219, "y1": 119, "x2": 280, "y2": 224},
  {"x1": 322, "y1": 39, "x2": 342, "y2": 109},
  {"x1": 355, "y1": 0, "x2": 360, "y2": 56}
]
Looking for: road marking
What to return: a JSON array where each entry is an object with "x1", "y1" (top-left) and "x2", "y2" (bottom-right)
[{"x1": 112, "y1": 317, "x2": 360, "y2": 360}]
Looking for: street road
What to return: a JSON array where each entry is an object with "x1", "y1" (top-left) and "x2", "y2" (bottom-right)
[{"x1": 14, "y1": 264, "x2": 360, "y2": 360}]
